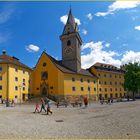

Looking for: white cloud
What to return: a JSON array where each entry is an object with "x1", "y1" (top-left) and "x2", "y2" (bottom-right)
[
  {"x1": 121, "y1": 51, "x2": 140, "y2": 65},
  {"x1": 26, "y1": 44, "x2": 40, "y2": 52},
  {"x1": 60, "y1": 15, "x2": 81, "y2": 25},
  {"x1": 95, "y1": 1, "x2": 140, "y2": 17},
  {"x1": 86, "y1": 13, "x2": 93, "y2": 20},
  {"x1": 81, "y1": 41, "x2": 140, "y2": 69},
  {"x1": 82, "y1": 29, "x2": 88, "y2": 35},
  {"x1": 0, "y1": 6, "x2": 15, "y2": 24},
  {"x1": 105, "y1": 43, "x2": 110, "y2": 48},
  {"x1": 81, "y1": 41, "x2": 121, "y2": 68},
  {"x1": 135, "y1": 25, "x2": 140, "y2": 31}
]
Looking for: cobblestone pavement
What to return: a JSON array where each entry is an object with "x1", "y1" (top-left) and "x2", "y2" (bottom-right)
[{"x1": 0, "y1": 100, "x2": 140, "y2": 139}]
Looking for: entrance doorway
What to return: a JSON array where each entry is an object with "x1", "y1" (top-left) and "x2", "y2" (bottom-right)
[
  {"x1": 40, "y1": 83, "x2": 48, "y2": 97},
  {"x1": 42, "y1": 87, "x2": 47, "y2": 96}
]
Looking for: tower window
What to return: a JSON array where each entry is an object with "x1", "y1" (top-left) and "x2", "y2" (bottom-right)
[{"x1": 67, "y1": 40, "x2": 71, "y2": 46}]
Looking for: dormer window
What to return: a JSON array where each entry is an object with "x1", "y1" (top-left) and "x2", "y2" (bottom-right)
[{"x1": 67, "y1": 40, "x2": 71, "y2": 46}]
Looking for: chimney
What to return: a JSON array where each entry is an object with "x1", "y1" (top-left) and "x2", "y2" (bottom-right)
[{"x1": 2, "y1": 50, "x2": 6, "y2": 55}]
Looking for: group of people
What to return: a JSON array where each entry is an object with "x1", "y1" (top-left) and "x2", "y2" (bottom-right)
[
  {"x1": 99, "y1": 97, "x2": 113, "y2": 105},
  {"x1": 34, "y1": 96, "x2": 89, "y2": 113},
  {"x1": 34, "y1": 97, "x2": 52, "y2": 115}
]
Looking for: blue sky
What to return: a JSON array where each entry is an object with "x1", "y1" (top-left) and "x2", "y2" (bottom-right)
[{"x1": 0, "y1": 1, "x2": 140, "y2": 68}]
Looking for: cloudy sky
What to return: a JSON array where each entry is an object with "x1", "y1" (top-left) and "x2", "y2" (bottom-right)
[{"x1": 0, "y1": 1, "x2": 140, "y2": 68}]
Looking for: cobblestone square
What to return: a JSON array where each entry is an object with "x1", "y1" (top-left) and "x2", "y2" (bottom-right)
[{"x1": 0, "y1": 101, "x2": 140, "y2": 139}]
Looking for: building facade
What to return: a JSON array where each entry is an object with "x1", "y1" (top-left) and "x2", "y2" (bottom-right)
[
  {"x1": 0, "y1": 51, "x2": 32, "y2": 103},
  {"x1": 0, "y1": 9, "x2": 125, "y2": 103},
  {"x1": 30, "y1": 9, "x2": 125, "y2": 101},
  {"x1": 90, "y1": 63, "x2": 125, "y2": 99},
  {"x1": 30, "y1": 9, "x2": 98, "y2": 101},
  {"x1": 31, "y1": 51, "x2": 98, "y2": 101}
]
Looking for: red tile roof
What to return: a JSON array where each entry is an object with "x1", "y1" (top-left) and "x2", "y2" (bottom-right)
[{"x1": 0, "y1": 54, "x2": 32, "y2": 70}]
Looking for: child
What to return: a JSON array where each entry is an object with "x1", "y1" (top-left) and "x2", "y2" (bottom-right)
[
  {"x1": 34, "y1": 102, "x2": 40, "y2": 113},
  {"x1": 46, "y1": 100, "x2": 52, "y2": 115}
]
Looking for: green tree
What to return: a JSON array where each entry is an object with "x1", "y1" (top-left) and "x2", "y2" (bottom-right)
[{"x1": 124, "y1": 63, "x2": 140, "y2": 100}]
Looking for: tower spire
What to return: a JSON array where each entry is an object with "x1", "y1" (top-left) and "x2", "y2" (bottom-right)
[
  {"x1": 66, "y1": 7, "x2": 75, "y2": 29},
  {"x1": 60, "y1": 8, "x2": 82, "y2": 72}
]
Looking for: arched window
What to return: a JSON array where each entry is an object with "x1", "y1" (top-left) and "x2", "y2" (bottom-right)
[
  {"x1": 41, "y1": 72, "x2": 48, "y2": 80},
  {"x1": 67, "y1": 40, "x2": 71, "y2": 46}
]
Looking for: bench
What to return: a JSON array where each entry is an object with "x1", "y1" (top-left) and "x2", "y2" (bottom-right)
[
  {"x1": 56, "y1": 100, "x2": 68, "y2": 108},
  {"x1": 71, "y1": 101, "x2": 82, "y2": 107}
]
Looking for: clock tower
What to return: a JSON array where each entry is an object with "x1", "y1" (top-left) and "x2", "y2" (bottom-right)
[{"x1": 60, "y1": 9, "x2": 82, "y2": 72}]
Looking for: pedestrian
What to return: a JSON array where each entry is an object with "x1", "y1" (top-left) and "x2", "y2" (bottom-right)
[
  {"x1": 110, "y1": 97, "x2": 113, "y2": 103},
  {"x1": 100, "y1": 97, "x2": 104, "y2": 104},
  {"x1": 83, "y1": 96, "x2": 88, "y2": 107},
  {"x1": 108, "y1": 98, "x2": 110, "y2": 104},
  {"x1": 11, "y1": 99, "x2": 15, "y2": 107},
  {"x1": 46, "y1": 100, "x2": 52, "y2": 115},
  {"x1": 34, "y1": 102, "x2": 40, "y2": 113},
  {"x1": 40, "y1": 98, "x2": 46, "y2": 113},
  {"x1": 44, "y1": 96, "x2": 49, "y2": 105}
]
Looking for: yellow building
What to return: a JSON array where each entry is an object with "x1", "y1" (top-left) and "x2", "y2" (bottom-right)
[
  {"x1": 90, "y1": 62, "x2": 125, "y2": 99},
  {"x1": 30, "y1": 9, "x2": 99, "y2": 101},
  {"x1": 31, "y1": 51, "x2": 98, "y2": 101},
  {"x1": 0, "y1": 9, "x2": 126, "y2": 103},
  {"x1": 0, "y1": 51, "x2": 32, "y2": 103},
  {"x1": 31, "y1": 9, "x2": 125, "y2": 102}
]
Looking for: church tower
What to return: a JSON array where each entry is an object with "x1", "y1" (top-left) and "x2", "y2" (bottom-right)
[{"x1": 60, "y1": 9, "x2": 82, "y2": 72}]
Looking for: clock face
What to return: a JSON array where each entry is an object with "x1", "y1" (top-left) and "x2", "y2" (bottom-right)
[{"x1": 64, "y1": 47, "x2": 73, "y2": 54}]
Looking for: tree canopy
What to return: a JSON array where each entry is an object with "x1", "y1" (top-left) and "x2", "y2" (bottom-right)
[{"x1": 124, "y1": 63, "x2": 140, "y2": 100}]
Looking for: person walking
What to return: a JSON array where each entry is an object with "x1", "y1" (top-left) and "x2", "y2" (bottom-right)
[
  {"x1": 11, "y1": 99, "x2": 15, "y2": 107},
  {"x1": 46, "y1": 100, "x2": 52, "y2": 115},
  {"x1": 83, "y1": 96, "x2": 88, "y2": 108},
  {"x1": 40, "y1": 98, "x2": 46, "y2": 113},
  {"x1": 34, "y1": 102, "x2": 40, "y2": 113}
]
